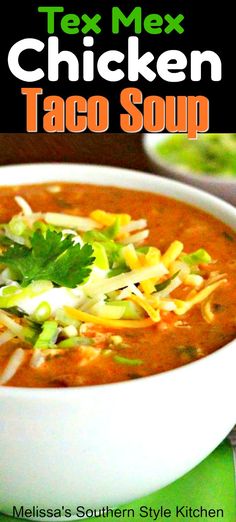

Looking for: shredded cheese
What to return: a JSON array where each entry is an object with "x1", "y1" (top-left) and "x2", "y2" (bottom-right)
[
  {"x1": 85, "y1": 262, "x2": 168, "y2": 297},
  {"x1": 161, "y1": 241, "x2": 184, "y2": 268},
  {"x1": 128, "y1": 294, "x2": 161, "y2": 322},
  {"x1": 90, "y1": 210, "x2": 131, "y2": 227},
  {"x1": 121, "y1": 230, "x2": 149, "y2": 245},
  {"x1": 120, "y1": 219, "x2": 147, "y2": 234},
  {"x1": 201, "y1": 299, "x2": 215, "y2": 324},
  {"x1": 174, "y1": 279, "x2": 227, "y2": 316},
  {"x1": 65, "y1": 307, "x2": 154, "y2": 329},
  {"x1": 0, "y1": 348, "x2": 25, "y2": 385},
  {"x1": 44, "y1": 212, "x2": 101, "y2": 231},
  {"x1": 15, "y1": 196, "x2": 33, "y2": 216},
  {"x1": 123, "y1": 244, "x2": 157, "y2": 294}
]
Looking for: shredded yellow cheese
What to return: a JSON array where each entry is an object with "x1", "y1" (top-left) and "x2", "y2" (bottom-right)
[
  {"x1": 123, "y1": 244, "x2": 156, "y2": 294},
  {"x1": 90, "y1": 210, "x2": 131, "y2": 227},
  {"x1": 128, "y1": 295, "x2": 161, "y2": 322},
  {"x1": 64, "y1": 307, "x2": 154, "y2": 329},
  {"x1": 123, "y1": 244, "x2": 164, "y2": 295},
  {"x1": 123, "y1": 244, "x2": 140, "y2": 269},
  {"x1": 201, "y1": 299, "x2": 215, "y2": 324},
  {"x1": 173, "y1": 279, "x2": 227, "y2": 316},
  {"x1": 146, "y1": 247, "x2": 161, "y2": 265},
  {"x1": 161, "y1": 241, "x2": 184, "y2": 268}
]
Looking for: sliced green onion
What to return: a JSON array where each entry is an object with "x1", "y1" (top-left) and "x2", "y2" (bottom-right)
[
  {"x1": 90, "y1": 301, "x2": 126, "y2": 319},
  {"x1": 2, "y1": 285, "x2": 19, "y2": 296},
  {"x1": 55, "y1": 308, "x2": 81, "y2": 328},
  {"x1": 0, "y1": 280, "x2": 53, "y2": 309},
  {"x1": 34, "y1": 321, "x2": 59, "y2": 350},
  {"x1": 92, "y1": 242, "x2": 109, "y2": 270},
  {"x1": 106, "y1": 300, "x2": 142, "y2": 320},
  {"x1": 57, "y1": 336, "x2": 94, "y2": 348},
  {"x1": 22, "y1": 325, "x2": 40, "y2": 345},
  {"x1": 113, "y1": 355, "x2": 143, "y2": 366},
  {"x1": 181, "y1": 249, "x2": 212, "y2": 266},
  {"x1": 8, "y1": 216, "x2": 29, "y2": 237},
  {"x1": 136, "y1": 246, "x2": 150, "y2": 254},
  {"x1": 32, "y1": 302, "x2": 51, "y2": 323},
  {"x1": 103, "y1": 218, "x2": 120, "y2": 239},
  {"x1": 119, "y1": 300, "x2": 142, "y2": 320}
]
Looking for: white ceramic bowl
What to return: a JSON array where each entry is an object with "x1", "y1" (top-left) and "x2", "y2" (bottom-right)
[
  {"x1": 0, "y1": 164, "x2": 236, "y2": 520},
  {"x1": 143, "y1": 134, "x2": 236, "y2": 205}
]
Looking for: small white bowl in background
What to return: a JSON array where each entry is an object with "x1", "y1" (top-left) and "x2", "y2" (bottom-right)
[{"x1": 143, "y1": 134, "x2": 236, "y2": 206}]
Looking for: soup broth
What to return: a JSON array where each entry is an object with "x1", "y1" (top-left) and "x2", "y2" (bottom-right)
[{"x1": 0, "y1": 182, "x2": 235, "y2": 387}]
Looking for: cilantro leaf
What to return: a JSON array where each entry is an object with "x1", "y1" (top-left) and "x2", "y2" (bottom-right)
[{"x1": 0, "y1": 230, "x2": 95, "y2": 288}]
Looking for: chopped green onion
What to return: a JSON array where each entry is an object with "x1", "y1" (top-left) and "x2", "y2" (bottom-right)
[
  {"x1": 181, "y1": 249, "x2": 212, "y2": 266},
  {"x1": 136, "y1": 246, "x2": 150, "y2": 254},
  {"x1": 90, "y1": 301, "x2": 126, "y2": 319},
  {"x1": 92, "y1": 242, "x2": 109, "y2": 270},
  {"x1": 32, "y1": 302, "x2": 51, "y2": 323},
  {"x1": 103, "y1": 218, "x2": 120, "y2": 239},
  {"x1": 34, "y1": 321, "x2": 59, "y2": 350},
  {"x1": 8, "y1": 216, "x2": 29, "y2": 237},
  {"x1": 22, "y1": 325, "x2": 40, "y2": 345},
  {"x1": 2, "y1": 285, "x2": 19, "y2": 296},
  {"x1": 113, "y1": 355, "x2": 143, "y2": 366},
  {"x1": 83, "y1": 230, "x2": 123, "y2": 266},
  {"x1": 0, "y1": 280, "x2": 53, "y2": 309},
  {"x1": 122, "y1": 300, "x2": 142, "y2": 319},
  {"x1": 108, "y1": 300, "x2": 142, "y2": 320},
  {"x1": 55, "y1": 308, "x2": 81, "y2": 328},
  {"x1": 57, "y1": 336, "x2": 94, "y2": 348}
]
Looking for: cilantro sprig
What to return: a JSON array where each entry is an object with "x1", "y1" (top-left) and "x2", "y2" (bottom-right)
[{"x1": 0, "y1": 230, "x2": 95, "y2": 288}]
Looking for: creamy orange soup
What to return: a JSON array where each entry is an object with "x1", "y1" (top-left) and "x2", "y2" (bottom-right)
[{"x1": 0, "y1": 182, "x2": 235, "y2": 387}]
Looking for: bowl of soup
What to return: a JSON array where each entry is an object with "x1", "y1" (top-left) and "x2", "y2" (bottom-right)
[
  {"x1": 143, "y1": 133, "x2": 236, "y2": 205},
  {"x1": 0, "y1": 163, "x2": 236, "y2": 519}
]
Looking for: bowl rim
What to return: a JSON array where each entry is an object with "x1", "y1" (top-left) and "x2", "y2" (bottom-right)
[
  {"x1": 143, "y1": 133, "x2": 236, "y2": 185},
  {"x1": 0, "y1": 161, "x2": 235, "y2": 398}
]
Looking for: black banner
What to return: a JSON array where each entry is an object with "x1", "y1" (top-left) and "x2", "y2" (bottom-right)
[{"x1": 0, "y1": 0, "x2": 234, "y2": 133}]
